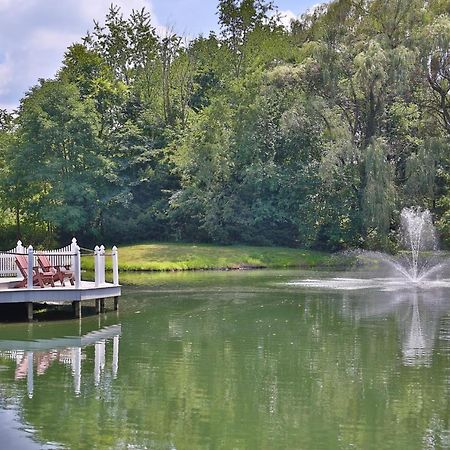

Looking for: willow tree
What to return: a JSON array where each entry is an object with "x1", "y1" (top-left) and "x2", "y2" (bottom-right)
[
  {"x1": 421, "y1": 14, "x2": 450, "y2": 135},
  {"x1": 363, "y1": 138, "x2": 396, "y2": 246},
  {"x1": 404, "y1": 139, "x2": 443, "y2": 209}
]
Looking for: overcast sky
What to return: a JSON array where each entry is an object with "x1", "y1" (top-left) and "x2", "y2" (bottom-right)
[{"x1": 0, "y1": 0, "x2": 319, "y2": 111}]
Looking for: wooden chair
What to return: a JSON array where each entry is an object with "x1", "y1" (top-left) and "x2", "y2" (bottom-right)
[
  {"x1": 38, "y1": 254, "x2": 75, "y2": 287},
  {"x1": 15, "y1": 255, "x2": 56, "y2": 288}
]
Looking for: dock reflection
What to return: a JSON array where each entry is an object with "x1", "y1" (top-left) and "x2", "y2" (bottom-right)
[{"x1": 0, "y1": 324, "x2": 121, "y2": 397}]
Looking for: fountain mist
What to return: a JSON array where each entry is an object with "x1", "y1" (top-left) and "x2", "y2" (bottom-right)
[
  {"x1": 343, "y1": 207, "x2": 444, "y2": 283},
  {"x1": 288, "y1": 206, "x2": 450, "y2": 291},
  {"x1": 399, "y1": 207, "x2": 437, "y2": 281}
]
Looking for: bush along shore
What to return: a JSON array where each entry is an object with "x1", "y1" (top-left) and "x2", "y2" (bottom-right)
[{"x1": 81, "y1": 242, "x2": 349, "y2": 272}]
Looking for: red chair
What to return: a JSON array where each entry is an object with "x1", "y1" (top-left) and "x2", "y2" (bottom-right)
[
  {"x1": 38, "y1": 255, "x2": 74, "y2": 287},
  {"x1": 15, "y1": 255, "x2": 56, "y2": 288}
]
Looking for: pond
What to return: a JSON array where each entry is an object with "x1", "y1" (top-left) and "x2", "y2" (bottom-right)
[{"x1": 0, "y1": 269, "x2": 450, "y2": 449}]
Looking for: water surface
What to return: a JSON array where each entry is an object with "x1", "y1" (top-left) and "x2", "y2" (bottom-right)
[{"x1": 0, "y1": 269, "x2": 450, "y2": 449}]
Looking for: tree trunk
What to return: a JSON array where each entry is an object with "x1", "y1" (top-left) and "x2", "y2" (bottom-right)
[
  {"x1": 365, "y1": 86, "x2": 377, "y2": 147},
  {"x1": 15, "y1": 205, "x2": 21, "y2": 240}
]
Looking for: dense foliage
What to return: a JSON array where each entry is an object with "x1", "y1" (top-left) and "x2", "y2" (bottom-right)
[{"x1": 0, "y1": 0, "x2": 449, "y2": 250}]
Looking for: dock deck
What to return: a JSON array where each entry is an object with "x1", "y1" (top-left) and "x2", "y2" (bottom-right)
[
  {"x1": 0, "y1": 278, "x2": 121, "y2": 303},
  {"x1": 0, "y1": 278, "x2": 121, "y2": 320}
]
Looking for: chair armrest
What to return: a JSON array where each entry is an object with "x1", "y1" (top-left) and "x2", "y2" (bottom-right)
[{"x1": 54, "y1": 264, "x2": 66, "y2": 269}]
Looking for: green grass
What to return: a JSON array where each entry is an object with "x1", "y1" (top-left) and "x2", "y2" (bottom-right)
[{"x1": 81, "y1": 242, "x2": 347, "y2": 272}]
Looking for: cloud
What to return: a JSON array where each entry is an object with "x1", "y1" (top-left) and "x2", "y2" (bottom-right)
[
  {"x1": 0, "y1": 0, "x2": 160, "y2": 111},
  {"x1": 275, "y1": 4, "x2": 325, "y2": 30},
  {"x1": 0, "y1": 0, "x2": 30, "y2": 14},
  {"x1": 0, "y1": 53, "x2": 13, "y2": 96},
  {"x1": 31, "y1": 29, "x2": 82, "y2": 51},
  {"x1": 276, "y1": 10, "x2": 300, "y2": 29}
]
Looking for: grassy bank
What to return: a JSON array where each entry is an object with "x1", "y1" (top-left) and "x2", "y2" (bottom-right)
[{"x1": 82, "y1": 242, "x2": 346, "y2": 272}]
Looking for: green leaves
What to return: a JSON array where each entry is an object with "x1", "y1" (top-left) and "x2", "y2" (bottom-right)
[
  {"x1": 363, "y1": 138, "x2": 396, "y2": 236},
  {"x1": 85, "y1": 5, "x2": 158, "y2": 85},
  {"x1": 2, "y1": 1, "x2": 450, "y2": 250},
  {"x1": 16, "y1": 80, "x2": 104, "y2": 237}
]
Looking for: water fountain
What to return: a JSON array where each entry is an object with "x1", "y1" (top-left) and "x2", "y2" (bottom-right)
[
  {"x1": 400, "y1": 207, "x2": 437, "y2": 280},
  {"x1": 369, "y1": 207, "x2": 441, "y2": 283},
  {"x1": 288, "y1": 207, "x2": 450, "y2": 290},
  {"x1": 286, "y1": 207, "x2": 450, "y2": 366}
]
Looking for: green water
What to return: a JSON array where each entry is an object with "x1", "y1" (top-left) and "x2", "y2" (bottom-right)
[{"x1": 0, "y1": 269, "x2": 450, "y2": 450}]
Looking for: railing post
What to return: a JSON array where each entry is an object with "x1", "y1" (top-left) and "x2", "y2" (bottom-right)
[
  {"x1": 94, "y1": 246, "x2": 100, "y2": 287},
  {"x1": 27, "y1": 245, "x2": 34, "y2": 289},
  {"x1": 112, "y1": 334, "x2": 119, "y2": 378},
  {"x1": 16, "y1": 240, "x2": 25, "y2": 277},
  {"x1": 73, "y1": 347, "x2": 81, "y2": 395},
  {"x1": 112, "y1": 246, "x2": 119, "y2": 286},
  {"x1": 27, "y1": 351, "x2": 34, "y2": 398},
  {"x1": 16, "y1": 240, "x2": 25, "y2": 254},
  {"x1": 74, "y1": 245, "x2": 81, "y2": 289},
  {"x1": 71, "y1": 237, "x2": 77, "y2": 271},
  {"x1": 100, "y1": 245, "x2": 105, "y2": 285}
]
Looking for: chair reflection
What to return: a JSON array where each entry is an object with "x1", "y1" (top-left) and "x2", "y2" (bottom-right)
[{"x1": 0, "y1": 324, "x2": 121, "y2": 398}]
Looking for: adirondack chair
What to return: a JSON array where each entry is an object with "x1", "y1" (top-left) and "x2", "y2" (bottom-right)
[
  {"x1": 15, "y1": 255, "x2": 56, "y2": 288},
  {"x1": 38, "y1": 254, "x2": 75, "y2": 287}
]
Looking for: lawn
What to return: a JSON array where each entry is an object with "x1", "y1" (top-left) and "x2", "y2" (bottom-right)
[{"x1": 82, "y1": 242, "x2": 345, "y2": 272}]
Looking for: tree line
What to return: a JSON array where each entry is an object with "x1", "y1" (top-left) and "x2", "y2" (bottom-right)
[{"x1": 0, "y1": 0, "x2": 449, "y2": 250}]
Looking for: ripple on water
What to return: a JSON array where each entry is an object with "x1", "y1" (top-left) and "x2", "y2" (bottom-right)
[{"x1": 286, "y1": 277, "x2": 450, "y2": 291}]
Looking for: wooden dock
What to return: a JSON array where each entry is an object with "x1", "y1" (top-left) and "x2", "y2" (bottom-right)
[
  {"x1": 0, "y1": 279, "x2": 121, "y2": 320},
  {"x1": 0, "y1": 239, "x2": 121, "y2": 320}
]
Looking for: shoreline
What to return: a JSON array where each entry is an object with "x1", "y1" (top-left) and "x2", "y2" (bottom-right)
[{"x1": 80, "y1": 242, "x2": 348, "y2": 273}]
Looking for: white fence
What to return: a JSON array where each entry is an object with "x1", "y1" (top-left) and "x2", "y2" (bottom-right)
[
  {"x1": 0, "y1": 241, "x2": 26, "y2": 277},
  {"x1": 0, "y1": 238, "x2": 119, "y2": 288},
  {"x1": 0, "y1": 239, "x2": 75, "y2": 277},
  {"x1": 41, "y1": 243, "x2": 73, "y2": 269}
]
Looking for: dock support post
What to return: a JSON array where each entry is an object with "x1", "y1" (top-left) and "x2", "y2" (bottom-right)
[
  {"x1": 95, "y1": 299, "x2": 105, "y2": 313},
  {"x1": 26, "y1": 302, "x2": 33, "y2": 321},
  {"x1": 114, "y1": 296, "x2": 119, "y2": 311},
  {"x1": 73, "y1": 301, "x2": 81, "y2": 319}
]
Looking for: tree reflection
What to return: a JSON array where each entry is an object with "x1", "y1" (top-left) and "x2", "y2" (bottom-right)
[{"x1": 0, "y1": 285, "x2": 449, "y2": 449}]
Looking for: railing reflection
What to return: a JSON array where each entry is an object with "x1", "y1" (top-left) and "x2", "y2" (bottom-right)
[{"x1": 0, "y1": 324, "x2": 121, "y2": 397}]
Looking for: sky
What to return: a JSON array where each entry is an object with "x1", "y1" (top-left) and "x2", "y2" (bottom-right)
[{"x1": 0, "y1": 0, "x2": 319, "y2": 111}]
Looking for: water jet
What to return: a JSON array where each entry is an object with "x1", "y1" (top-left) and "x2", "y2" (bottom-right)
[{"x1": 288, "y1": 207, "x2": 450, "y2": 291}]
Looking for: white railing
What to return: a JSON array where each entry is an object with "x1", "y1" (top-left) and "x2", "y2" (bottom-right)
[
  {"x1": 0, "y1": 240, "x2": 26, "y2": 276},
  {"x1": 42, "y1": 239, "x2": 74, "y2": 269},
  {"x1": 0, "y1": 238, "x2": 119, "y2": 289},
  {"x1": 0, "y1": 240, "x2": 78, "y2": 278},
  {"x1": 94, "y1": 245, "x2": 119, "y2": 287}
]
